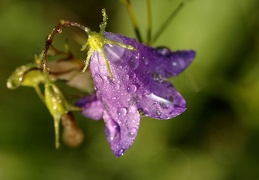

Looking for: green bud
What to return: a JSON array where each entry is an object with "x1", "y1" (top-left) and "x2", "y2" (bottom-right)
[
  {"x1": 6, "y1": 63, "x2": 44, "y2": 89},
  {"x1": 44, "y1": 71, "x2": 81, "y2": 148}
]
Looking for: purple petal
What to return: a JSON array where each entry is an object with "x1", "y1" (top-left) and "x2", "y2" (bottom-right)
[
  {"x1": 76, "y1": 94, "x2": 104, "y2": 120},
  {"x1": 103, "y1": 106, "x2": 140, "y2": 157},
  {"x1": 155, "y1": 48, "x2": 196, "y2": 77},
  {"x1": 137, "y1": 82, "x2": 187, "y2": 119}
]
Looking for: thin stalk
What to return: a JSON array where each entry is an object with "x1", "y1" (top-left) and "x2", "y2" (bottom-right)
[
  {"x1": 122, "y1": 0, "x2": 143, "y2": 43},
  {"x1": 146, "y1": 0, "x2": 152, "y2": 45},
  {"x1": 151, "y1": 2, "x2": 185, "y2": 44}
]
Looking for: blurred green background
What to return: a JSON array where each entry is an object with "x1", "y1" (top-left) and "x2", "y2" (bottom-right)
[{"x1": 1, "y1": 0, "x2": 259, "y2": 179}]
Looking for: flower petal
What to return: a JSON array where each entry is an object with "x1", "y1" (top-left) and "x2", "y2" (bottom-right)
[
  {"x1": 103, "y1": 106, "x2": 140, "y2": 157},
  {"x1": 76, "y1": 94, "x2": 104, "y2": 120},
  {"x1": 89, "y1": 48, "x2": 141, "y2": 157},
  {"x1": 137, "y1": 82, "x2": 186, "y2": 119},
  {"x1": 155, "y1": 48, "x2": 196, "y2": 78}
]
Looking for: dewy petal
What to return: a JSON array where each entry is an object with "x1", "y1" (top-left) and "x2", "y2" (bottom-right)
[
  {"x1": 155, "y1": 48, "x2": 196, "y2": 78},
  {"x1": 76, "y1": 94, "x2": 104, "y2": 120},
  {"x1": 137, "y1": 82, "x2": 187, "y2": 119},
  {"x1": 88, "y1": 32, "x2": 195, "y2": 156},
  {"x1": 103, "y1": 106, "x2": 140, "y2": 157},
  {"x1": 90, "y1": 49, "x2": 140, "y2": 157}
]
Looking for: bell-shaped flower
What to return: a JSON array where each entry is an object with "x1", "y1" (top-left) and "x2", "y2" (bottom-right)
[{"x1": 78, "y1": 28, "x2": 195, "y2": 157}]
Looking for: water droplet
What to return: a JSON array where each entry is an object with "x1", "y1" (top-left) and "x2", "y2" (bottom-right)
[
  {"x1": 148, "y1": 93, "x2": 172, "y2": 104},
  {"x1": 94, "y1": 74, "x2": 104, "y2": 85},
  {"x1": 142, "y1": 57, "x2": 149, "y2": 65},
  {"x1": 122, "y1": 74, "x2": 129, "y2": 82},
  {"x1": 118, "y1": 149, "x2": 125, "y2": 156},
  {"x1": 117, "y1": 107, "x2": 127, "y2": 116},
  {"x1": 128, "y1": 128, "x2": 137, "y2": 137},
  {"x1": 172, "y1": 62, "x2": 177, "y2": 66},
  {"x1": 156, "y1": 110, "x2": 162, "y2": 116},
  {"x1": 129, "y1": 58, "x2": 139, "y2": 70},
  {"x1": 156, "y1": 46, "x2": 172, "y2": 56},
  {"x1": 135, "y1": 52, "x2": 140, "y2": 59},
  {"x1": 115, "y1": 84, "x2": 120, "y2": 90},
  {"x1": 127, "y1": 85, "x2": 137, "y2": 93},
  {"x1": 109, "y1": 132, "x2": 120, "y2": 142}
]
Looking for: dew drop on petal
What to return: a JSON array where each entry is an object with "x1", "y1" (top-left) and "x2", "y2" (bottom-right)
[
  {"x1": 117, "y1": 107, "x2": 127, "y2": 116},
  {"x1": 122, "y1": 74, "x2": 130, "y2": 82},
  {"x1": 157, "y1": 47, "x2": 172, "y2": 56},
  {"x1": 172, "y1": 62, "x2": 177, "y2": 66},
  {"x1": 118, "y1": 149, "x2": 125, "y2": 156},
  {"x1": 128, "y1": 128, "x2": 137, "y2": 137},
  {"x1": 129, "y1": 58, "x2": 139, "y2": 70},
  {"x1": 108, "y1": 44, "x2": 114, "y2": 48},
  {"x1": 148, "y1": 93, "x2": 172, "y2": 105},
  {"x1": 127, "y1": 84, "x2": 137, "y2": 93},
  {"x1": 156, "y1": 110, "x2": 162, "y2": 117},
  {"x1": 142, "y1": 56, "x2": 149, "y2": 65},
  {"x1": 115, "y1": 83, "x2": 120, "y2": 90}
]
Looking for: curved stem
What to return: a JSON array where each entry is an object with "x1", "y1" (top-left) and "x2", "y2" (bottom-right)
[{"x1": 42, "y1": 20, "x2": 90, "y2": 73}]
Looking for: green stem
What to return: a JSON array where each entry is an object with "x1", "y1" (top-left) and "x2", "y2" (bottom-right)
[
  {"x1": 151, "y1": 2, "x2": 185, "y2": 44},
  {"x1": 146, "y1": 0, "x2": 152, "y2": 45},
  {"x1": 123, "y1": 0, "x2": 143, "y2": 43}
]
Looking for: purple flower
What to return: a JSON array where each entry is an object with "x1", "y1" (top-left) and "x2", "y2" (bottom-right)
[{"x1": 78, "y1": 32, "x2": 195, "y2": 157}]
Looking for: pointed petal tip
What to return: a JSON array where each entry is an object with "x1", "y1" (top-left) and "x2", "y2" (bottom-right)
[
  {"x1": 114, "y1": 148, "x2": 126, "y2": 158},
  {"x1": 189, "y1": 50, "x2": 196, "y2": 58}
]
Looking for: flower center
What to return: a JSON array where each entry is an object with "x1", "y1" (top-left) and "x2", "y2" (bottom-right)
[
  {"x1": 88, "y1": 32, "x2": 105, "y2": 51},
  {"x1": 80, "y1": 9, "x2": 136, "y2": 78}
]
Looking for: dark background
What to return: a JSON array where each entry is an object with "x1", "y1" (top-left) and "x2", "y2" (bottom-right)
[{"x1": 1, "y1": 0, "x2": 259, "y2": 179}]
